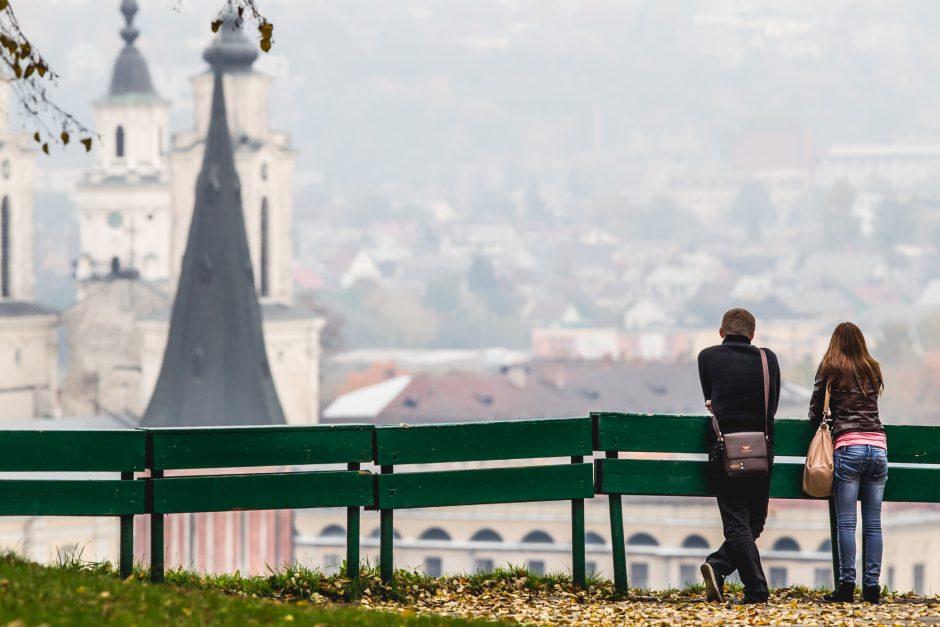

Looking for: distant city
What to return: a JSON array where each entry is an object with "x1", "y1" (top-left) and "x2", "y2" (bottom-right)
[{"x1": 2, "y1": 0, "x2": 940, "y2": 595}]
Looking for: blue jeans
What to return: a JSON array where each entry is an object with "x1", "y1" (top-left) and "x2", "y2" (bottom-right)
[{"x1": 833, "y1": 445, "x2": 888, "y2": 588}]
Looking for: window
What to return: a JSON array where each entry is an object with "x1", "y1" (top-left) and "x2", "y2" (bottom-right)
[
  {"x1": 423, "y1": 557, "x2": 442, "y2": 578},
  {"x1": 627, "y1": 533, "x2": 659, "y2": 547},
  {"x1": 239, "y1": 511, "x2": 248, "y2": 573},
  {"x1": 1, "y1": 159, "x2": 9, "y2": 179},
  {"x1": 521, "y1": 530, "x2": 554, "y2": 544},
  {"x1": 259, "y1": 198, "x2": 270, "y2": 297},
  {"x1": 1, "y1": 196, "x2": 8, "y2": 298},
  {"x1": 368, "y1": 527, "x2": 401, "y2": 539},
  {"x1": 914, "y1": 564, "x2": 925, "y2": 595},
  {"x1": 115, "y1": 125, "x2": 125, "y2": 158},
  {"x1": 629, "y1": 562, "x2": 649, "y2": 589},
  {"x1": 318, "y1": 524, "x2": 345, "y2": 538},
  {"x1": 817, "y1": 539, "x2": 832, "y2": 553},
  {"x1": 772, "y1": 537, "x2": 800, "y2": 552},
  {"x1": 679, "y1": 564, "x2": 697, "y2": 587},
  {"x1": 419, "y1": 527, "x2": 451, "y2": 541},
  {"x1": 769, "y1": 567, "x2": 787, "y2": 589},
  {"x1": 527, "y1": 560, "x2": 545, "y2": 576},
  {"x1": 585, "y1": 532, "x2": 606, "y2": 545},
  {"x1": 470, "y1": 529, "x2": 502, "y2": 543},
  {"x1": 682, "y1": 535, "x2": 710, "y2": 549},
  {"x1": 13, "y1": 348, "x2": 20, "y2": 368},
  {"x1": 261, "y1": 162, "x2": 269, "y2": 181},
  {"x1": 474, "y1": 559, "x2": 494, "y2": 574},
  {"x1": 814, "y1": 568, "x2": 832, "y2": 589},
  {"x1": 586, "y1": 561, "x2": 597, "y2": 576},
  {"x1": 888, "y1": 567, "x2": 895, "y2": 592}
]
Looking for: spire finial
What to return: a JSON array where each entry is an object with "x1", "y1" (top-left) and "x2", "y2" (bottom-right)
[{"x1": 120, "y1": 0, "x2": 140, "y2": 46}]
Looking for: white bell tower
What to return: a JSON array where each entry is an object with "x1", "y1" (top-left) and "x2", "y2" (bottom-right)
[{"x1": 73, "y1": 0, "x2": 171, "y2": 288}]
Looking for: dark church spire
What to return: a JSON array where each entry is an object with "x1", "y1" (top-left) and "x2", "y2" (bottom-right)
[
  {"x1": 108, "y1": 0, "x2": 158, "y2": 98},
  {"x1": 141, "y1": 68, "x2": 284, "y2": 427}
]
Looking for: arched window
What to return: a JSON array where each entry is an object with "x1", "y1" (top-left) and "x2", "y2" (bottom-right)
[
  {"x1": 115, "y1": 126, "x2": 125, "y2": 158},
  {"x1": 1, "y1": 196, "x2": 9, "y2": 298},
  {"x1": 368, "y1": 527, "x2": 401, "y2": 539},
  {"x1": 772, "y1": 537, "x2": 801, "y2": 552},
  {"x1": 627, "y1": 533, "x2": 659, "y2": 547},
  {"x1": 585, "y1": 532, "x2": 606, "y2": 545},
  {"x1": 682, "y1": 534, "x2": 710, "y2": 549},
  {"x1": 260, "y1": 197, "x2": 270, "y2": 297},
  {"x1": 419, "y1": 527, "x2": 452, "y2": 541},
  {"x1": 521, "y1": 530, "x2": 555, "y2": 544},
  {"x1": 318, "y1": 524, "x2": 345, "y2": 538},
  {"x1": 817, "y1": 539, "x2": 832, "y2": 553},
  {"x1": 470, "y1": 529, "x2": 503, "y2": 543}
]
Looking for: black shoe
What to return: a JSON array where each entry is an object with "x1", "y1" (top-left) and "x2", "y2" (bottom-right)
[
  {"x1": 863, "y1": 586, "x2": 881, "y2": 604},
  {"x1": 823, "y1": 582, "x2": 855, "y2": 603},
  {"x1": 700, "y1": 562, "x2": 724, "y2": 603}
]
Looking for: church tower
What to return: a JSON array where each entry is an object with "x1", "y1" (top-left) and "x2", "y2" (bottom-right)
[
  {"x1": 169, "y1": 7, "x2": 295, "y2": 304},
  {"x1": 74, "y1": 0, "x2": 171, "y2": 286},
  {"x1": 142, "y1": 69, "x2": 284, "y2": 428}
]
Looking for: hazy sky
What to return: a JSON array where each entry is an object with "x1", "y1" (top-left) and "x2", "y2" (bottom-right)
[{"x1": 13, "y1": 1, "x2": 940, "y2": 196}]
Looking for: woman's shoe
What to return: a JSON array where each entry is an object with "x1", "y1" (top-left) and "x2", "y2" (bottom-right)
[
  {"x1": 863, "y1": 586, "x2": 881, "y2": 604},
  {"x1": 823, "y1": 582, "x2": 856, "y2": 603}
]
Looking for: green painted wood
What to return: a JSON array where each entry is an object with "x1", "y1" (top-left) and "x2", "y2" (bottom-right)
[
  {"x1": 605, "y1": 452, "x2": 628, "y2": 593},
  {"x1": 152, "y1": 470, "x2": 374, "y2": 514},
  {"x1": 0, "y1": 480, "x2": 145, "y2": 516},
  {"x1": 592, "y1": 413, "x2": 940, "y2": 463},
  {"x1": 0, "y1": 430, "x2": 146, "y2": 472},
  {"x1": 149, "y1": 425, "x2": 374, "y2": 470},
  {"x1": 374, "y1": 418, "x2": 593, "y2": 465},
  {"x1": 380, "y1": 465, "x2": 394, "y2": 583},
  {"x1": 150, "y1": 469, "x2": 165, "y2": 583},
  {"x1": 376, "y1": 464, "x2": 594, "y2": 510},
  {"x1": 346, "y1": 462, "x2": 361, "y2": 589},
  {"x1": 595, "y1": 458, "x2": 940, "y2": 502},
  {"x1": 119, "y1": 471, "x2": 134, "y2": 579},
  {"x1": 828, "y1": 499, "x2": 839, "y2": 588},
  {"x1": 571, "y1": 497, "x2": 586, "y2": 587}
]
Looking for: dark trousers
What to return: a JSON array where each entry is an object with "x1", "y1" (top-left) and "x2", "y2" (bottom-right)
[{"x1": 707, "y1": 470, "x2": 771, "y2": 601}]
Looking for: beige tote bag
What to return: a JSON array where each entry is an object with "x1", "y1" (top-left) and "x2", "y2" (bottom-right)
[{"x1": 803, "y1": 385, "x2": 834, "y2": 497}]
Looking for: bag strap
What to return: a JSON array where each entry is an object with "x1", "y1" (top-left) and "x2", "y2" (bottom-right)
[
  {"x1": 710, "y1": 346, "x2": 770, "y2": 442},
  {"x1": 823, "y1": 380, "x2": 831, "y2": 417},
  {"x1": 759, "y1": 347, "x2": 769, "y2": 440}
]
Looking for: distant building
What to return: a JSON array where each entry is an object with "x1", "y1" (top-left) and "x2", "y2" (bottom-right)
[
  {"x1": 820, "y1": 144, "x2": 940, "y2": 191},
  {"x1": 0, "y1": 80, "x2": 59, "y2": 421}
]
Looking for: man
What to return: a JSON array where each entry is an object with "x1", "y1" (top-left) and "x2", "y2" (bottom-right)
[{"x1": 698, "y1": 308, "x2": 781, "y2": 604}]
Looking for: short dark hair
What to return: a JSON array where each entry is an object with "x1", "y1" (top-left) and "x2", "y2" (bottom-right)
[{"x1": 721, "y1": 308, "x2": 756, "y2": 337}]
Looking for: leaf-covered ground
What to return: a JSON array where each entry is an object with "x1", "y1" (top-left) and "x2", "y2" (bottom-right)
[
  {"x1": 360, "y1": 576, "x2": 940, "y2": 626},
  {"x1": 4, "y1": 554, "x2": 940, "y2": 626}
]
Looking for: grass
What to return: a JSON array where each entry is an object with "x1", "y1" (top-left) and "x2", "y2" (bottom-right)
[{"x1": 0, "y1": 554, "x2": 497, "y2": 626}]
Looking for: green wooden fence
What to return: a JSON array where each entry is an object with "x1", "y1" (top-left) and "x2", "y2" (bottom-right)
[{"x1": 1, "y1": 414, "x2": 936, "y2": 591}]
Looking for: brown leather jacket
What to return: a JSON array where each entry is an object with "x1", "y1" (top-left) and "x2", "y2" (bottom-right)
[{"x1": 808, "y1": 367, "x2": 884, "y2": 438}]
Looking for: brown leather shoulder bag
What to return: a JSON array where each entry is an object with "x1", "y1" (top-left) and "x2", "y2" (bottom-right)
[{"x1": 710, "y1": 348, "x2": 771, "y2": 478}]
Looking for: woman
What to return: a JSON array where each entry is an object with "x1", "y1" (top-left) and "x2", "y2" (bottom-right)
[{"x1": 809, "y1": 322, "x2": 887, "y2": 604}]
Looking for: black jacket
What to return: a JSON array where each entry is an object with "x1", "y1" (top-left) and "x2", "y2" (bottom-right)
[
  {"x1": 808, "y1": 367, "x2": 884, "y2": 438},
  {"x1": 698, "y1": 335, "x2": 782, "y2": 445}
]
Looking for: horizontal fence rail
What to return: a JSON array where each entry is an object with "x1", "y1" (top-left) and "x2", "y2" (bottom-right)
[{"x1": 0, "y1": 414, "x2": 936, "y2": 593}]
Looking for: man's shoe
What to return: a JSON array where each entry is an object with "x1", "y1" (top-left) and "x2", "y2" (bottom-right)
[
  {"x1": 823, "y1": 582, "x2": 855, "y2": 603},
  {"x1": 700, "y1": 562, "x2": 724, "y2": 603},
  {"x1": 862, "y1": 586, "x2": 881, "y2": 604}
]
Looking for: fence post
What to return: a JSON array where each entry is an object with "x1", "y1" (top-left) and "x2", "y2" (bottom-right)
[
  {"x1": 606, "y1": 451, "x2": 628, "y2": 593},
  {"x1": 571, "y1": 455, "x2": 586, "y2": 588},
  {"x1": 380, "y1": 464, "x2": 394, "y2": 583},
  {"x1": 828, "y1": 497, "x2": 840, "y2": 588},
  {"x1": 149, "y1": 468, "x2": 164, "y2": 583},
  {"x1": 346, "y1": 462, "x2": 360, "y2": 587},
  {"x1": 119, "y1": 471, "x2": 134, "y2": 579}
]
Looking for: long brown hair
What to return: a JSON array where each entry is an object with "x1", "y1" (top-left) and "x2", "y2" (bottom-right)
[{"x1": 819, "y1": 322, "x2": 883, "y2": 395}]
